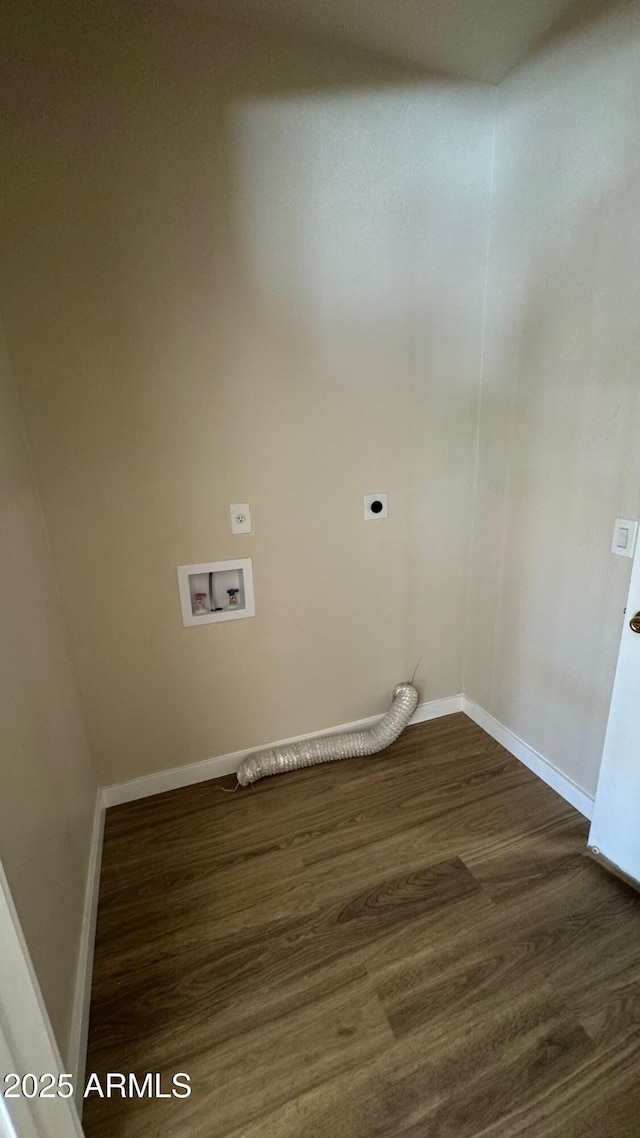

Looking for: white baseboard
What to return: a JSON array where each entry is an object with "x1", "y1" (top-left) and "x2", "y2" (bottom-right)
[
  {"x1": 101, "y1": 695, "x2": 464, "y2": 808},
  {"x1": 462, "y1": 697, "x2": 594, "y2": 820},
  {"x1": 68, "y1": 791, "x2": 105, "y2": 1110},
  {"x1": 411, "y1": 694, "x2": 463, "y2": 724},
  {"x1": 103, "y1": 692, "x2": 594, "y2": 820}
]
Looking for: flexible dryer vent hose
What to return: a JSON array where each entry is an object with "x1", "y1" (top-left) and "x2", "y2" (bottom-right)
[{"x1": 236, "y1": 682, "x2": 419, "y2": 787}]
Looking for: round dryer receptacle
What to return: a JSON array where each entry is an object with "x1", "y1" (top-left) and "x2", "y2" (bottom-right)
[{"x1": 364, "y1": 493, "x2": 388, "y2": 520}]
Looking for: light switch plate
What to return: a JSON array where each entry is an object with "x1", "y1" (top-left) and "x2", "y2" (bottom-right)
[
  {"x1": 230, "y1": 504, "x2": 252, "y2": 535},
  {"x1": 611, "y1": 518, "x2": 638, "y2": 558}
]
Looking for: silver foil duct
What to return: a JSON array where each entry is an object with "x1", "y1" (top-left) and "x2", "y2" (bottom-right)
[{"x1": 236, "y1": 682, "x2": 419, "y2": 786}]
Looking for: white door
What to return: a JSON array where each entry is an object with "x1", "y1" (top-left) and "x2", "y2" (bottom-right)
[
  {"x1": 589, "y1": 541, "x2": 640, "y2": 884},
  {"x1": 0, "y1": 864, "x2": 84, "y2": 1138}
]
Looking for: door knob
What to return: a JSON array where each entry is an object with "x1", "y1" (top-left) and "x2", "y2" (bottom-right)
[{"x1": 630, "y1": 612, "x2": 640, "y2": 634}]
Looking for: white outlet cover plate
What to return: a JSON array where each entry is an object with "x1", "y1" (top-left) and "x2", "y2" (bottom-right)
[
  {"x1": 611, "y1": 518, "x2": 638, "y2": 558},
  {"x1": 230, "y1": 503, "x2": 252, "y2": 535},
  {"x1": 364, "y1": 493, "x2": 388, "y2": 520}
]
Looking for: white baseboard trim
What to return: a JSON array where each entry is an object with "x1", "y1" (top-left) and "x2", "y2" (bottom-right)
[
  {"x1": 462, "y1": 697, "x2": 595, "y2": 820},
  {"x1": 411, "y1": 694, "x2": 463, "y2": 723},
  {"x1": 101, "y1": 695, "x2": 464, "y2": 809},
  {"x1": 100, "y1": 687, "x2": 592, "y2": 822},
  {"x1": 68, "y1": 791, "x2": 105, "y2": 1110}
]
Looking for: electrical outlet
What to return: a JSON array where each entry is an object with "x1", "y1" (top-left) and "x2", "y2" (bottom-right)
[
  {"x1": 230, "y1": 503, "x2": 252, "y2": 535},
  {"x1": 364, "y1": 493, "x2": 388, "y2": 520}
]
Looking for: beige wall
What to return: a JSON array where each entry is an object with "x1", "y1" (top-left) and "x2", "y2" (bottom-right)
[
  {"x1": 1, "y1": 0, "x2": 639, "y2": 1090},
  {"x1": 0, "y1": 2, "x2": 494, "y2": 784},
  {"x1": 4, "y1": 0, "x2": 634, "y2": 815},
  {"x1": 465, "y1": 5, "x2": 640, "y2": 797},
  {"x1": 0, "y1": 321, "x2": 97, "y2": 1059}
]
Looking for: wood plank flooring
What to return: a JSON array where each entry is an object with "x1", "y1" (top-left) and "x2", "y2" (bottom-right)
[{"x1": 83, "y1": 713, "x2": 640, "y2": 1138}]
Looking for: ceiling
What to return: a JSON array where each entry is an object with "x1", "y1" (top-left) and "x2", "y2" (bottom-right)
[{"x1": 219, "y1": 0, "x2": 626, "y2": 84}]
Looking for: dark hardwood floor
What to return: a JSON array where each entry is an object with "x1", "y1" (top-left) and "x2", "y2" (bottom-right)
[{"x1": 83, "y1": 713, "x2": 640, "y2": 1137}]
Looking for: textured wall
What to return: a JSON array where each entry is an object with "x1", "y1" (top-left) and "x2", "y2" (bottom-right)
[
  {"x1": 3, "y1": 0, "x2": 632, "y2": 811},
  {"x1": 465, "y1": 5, "x2": 640, "y2": 797},
  {"x1": 0, "y1": 3, "x2": 493, "y2": 784},
  {"x1": 0, "y1": 321, "x2": 97, "y2": 1058},
  {"x1": 2, "y1": 0, "x2": 639, "y2": 1076}
]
